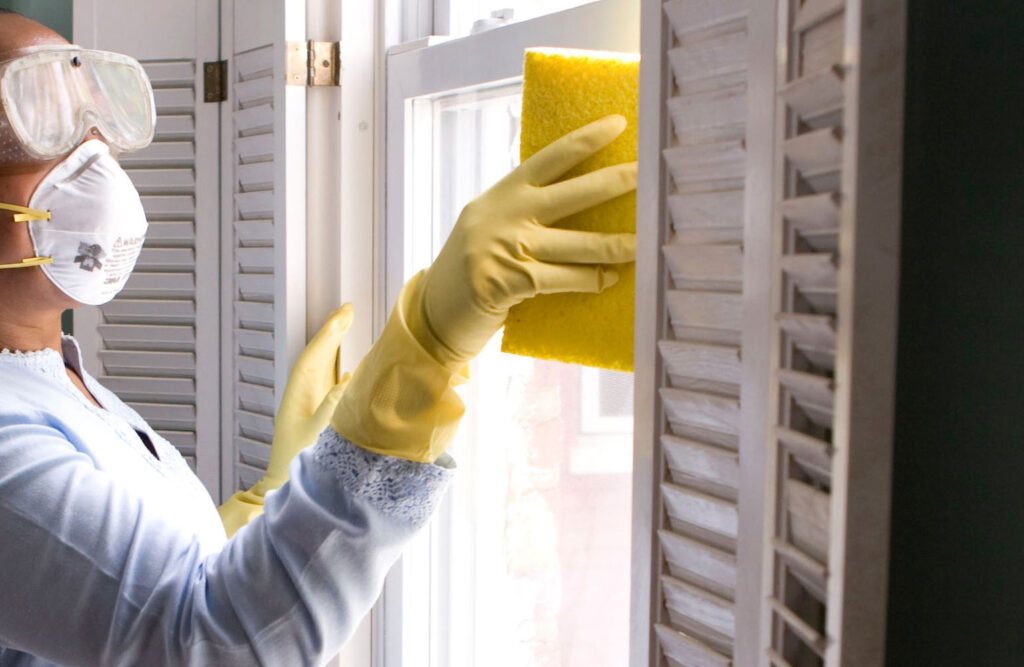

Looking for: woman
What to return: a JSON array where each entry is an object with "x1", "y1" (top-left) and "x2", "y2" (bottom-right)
[{"x1": 0, "y1": 11, "x2": 636, "y2": 666}]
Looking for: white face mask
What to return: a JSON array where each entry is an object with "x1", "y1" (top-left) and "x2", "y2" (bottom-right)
[{"x1": 17, "y1": 139, "x2": 148, "y2": 305}]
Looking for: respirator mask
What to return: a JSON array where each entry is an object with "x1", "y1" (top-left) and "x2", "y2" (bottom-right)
[{"x1": 0, "y1": 46, "x2": 155, "y2": 305}]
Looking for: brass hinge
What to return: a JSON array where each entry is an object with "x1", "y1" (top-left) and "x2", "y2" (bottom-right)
[
  {"x1": 287, "y1": 41, "x2": 341, "y2": 87},
  {"x1": 203, "y1": 60, "x2": 228, "y2": 103}
]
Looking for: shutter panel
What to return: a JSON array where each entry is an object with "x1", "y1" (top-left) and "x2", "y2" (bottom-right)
[
  {"x1": 641, "y1": 1, "x2": 753, "y2": 664},
  {"x1": 637, "y1": 0, "x2": 904, "y2": 664},
  {"x1": 220, "y1": 0, "x2": 307, "y2": 495},
  {"x1": 73, "y1": 0, "x2": 221, "y2": 492},
  {"x1": 758, "y1": 1, "x2": 905, "y2": 664}
]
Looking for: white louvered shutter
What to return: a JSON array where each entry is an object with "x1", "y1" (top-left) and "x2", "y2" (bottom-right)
[
  {"x1": 73, "y1": 0, "x2": 222, "y2": 492},
  {"x1": 219, "y1": 0, "x2": 308, "y2": 497},
  {"x1": 640, "y1": 1, "x2": 751, "y2": 665},
  {"x1": 636, "y1": 0, "x2": 905, "y2": 665}
]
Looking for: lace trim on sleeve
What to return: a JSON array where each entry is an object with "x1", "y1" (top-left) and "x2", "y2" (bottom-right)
[{"x1": 313, "y1": 428, "x2": 454, "y2": 525}]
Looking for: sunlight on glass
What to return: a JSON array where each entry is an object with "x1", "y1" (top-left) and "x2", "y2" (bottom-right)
[{"x1": 404, "y1": 85, "x2": 633, "y2": 667}]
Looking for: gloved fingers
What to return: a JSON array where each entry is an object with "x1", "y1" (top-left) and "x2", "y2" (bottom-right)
[
  {"x1": 524, "y1": 228, "x2": 636, "y2": 265},
  {"x1": 288, "y1": 303, "x2": 352, "y2": 381},
  {"x1": 530, "y1": 262, "x2": 621, "y2": 296},
  {"x1": 280, "y1": 304, "x2": 353, "y2": 415},
  {"x1": 516, "y1": 114, "x2": 627, "y2": 186},
  {"x1": 532, "y1": 161, "x2": 637, "y2": 225},
  {"x1": 309, "y1": 373, "x2": 351, "y2": 431}
]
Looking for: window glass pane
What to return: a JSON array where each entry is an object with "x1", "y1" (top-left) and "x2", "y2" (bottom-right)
[
  {"x1": 446, "y1": 0, "x2": 597, "y2": 38},
  {"x1": 406, "y1": 85, "x2": 632, "y2": 667}
]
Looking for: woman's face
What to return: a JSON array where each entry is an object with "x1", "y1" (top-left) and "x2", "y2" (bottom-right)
[{"x1": 0, "y1": 16, "x2": 87, "y2": 311}]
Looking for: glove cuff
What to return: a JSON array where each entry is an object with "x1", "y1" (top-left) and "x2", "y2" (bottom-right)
[
  {"x1": 218, "y1": 488, "x2": 266, "y2": 538},
  {"x1": 330, "y1": 272, "x2": 469, "y2": 463}
]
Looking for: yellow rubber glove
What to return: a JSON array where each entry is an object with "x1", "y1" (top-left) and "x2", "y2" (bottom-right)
[
  {"x1": 219, "y1": 305, "x2": 353, "y2": 537},
  {"x1": 411, "y1": 113, "x2": 637, "y2": 368},
  {"x1": 331, "y1": 115, "x2": 637, "y2": 463}
]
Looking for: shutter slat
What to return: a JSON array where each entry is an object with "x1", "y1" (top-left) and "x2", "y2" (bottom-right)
[
  {"x1": 780, "y1": 253, "x2": 837, "y2": 289},
  {"x1": 664, "y1": 139, "x2": 746, "y2": 185},
  {"x1": 662, "y1": 0, "x2": 748, "y2": 37},
  {"x1": 236, "y1": 103, "x2": 274, "y2": 135},
  {"x1": 661, "y1": 482, "x2": 738, "y2": 541},
  {"x1": 236, "y1": 329, "x2": 275, "y2": 359},
  {"x1": 237, "y1": 381, "x2": 276, "y2": 414},
  {"x1": 141, "y1": 195, "x2": 195, "y2": 218},
  {"x1": 666, "y1": 290, "x2": 742, "y2": 336},
  {"x1": 158, "y1": 429, "x2": 197, "y2": 452},
  {"x1": 238, "y1": 162, "x2": 275, "y2": 191},
  {"x1": 99, "y1": 323, "x2": 195, "y2": 350},
  {"x1": 234, "y1": 44, "x2": 274, "y2": 79},
  {"x1": 236, "y1": 273, "x2": 275, "y2": 302},
  {"x1": 234, "y1": 75, "x2": 274, "y2": 107},
  {"x1": 667, "y1": 84, "x2": 746, "y2": 142},
  {"x1": 783, "y1": 126, "x2": 842, "y2": 174},
  {"x1": 143, "y1": 60, "x2": 195, "y2": 84},
  {"x1": 152, "y1": 114, "x2": 196, "y2": 139},
  {"x1": 663, "y1": 434, "x2": 739, "y2": 497},
  {"x1": 235, "y1": 301, "x2": 275, "y2": 330},
  {"x1": 776, "y1": 426, "x2": 832, "y2": 478},
  {"x1": 667, "y1": 29, "x2": 747, "y2": 84},
  {"x1": 153, "y1": 87, "x2": 195, "y2": 111},
  {"x1": 661, "y1": 388, "x2": 740, "y2": 436},
  {"x1": 659, "y1": 529, "x2": 737, "y2": 600},
  {"x1": 779, "y1": 191, "x2": 841, "y2": 230},
  {"x1": 799, "y1": 10, "x2": 844, "y2": 74},
  {"x1": 655, "y1": 624, "x2": 732, "y2": 667},
  {"x1": 99, "y1": 376, "x2": 195, "y2": 402},
  {"x1": 101, "y1": 298, "x2": 195, "y2": 324},
  {"x1": 659, "y1": 340, "x2": 741, "y2": 386},
  {"x1": 236, "y1": 247, "x2": 275, "y2": 272},
  {"x1": 786, "y1": 480, "x2": 831, "y2": 565},
  {"x1": 235, "y1": 409, "x2": 274, "y2": 441},
  {"x1": 136, "y1": 247, "x2": 195, "y2": 272},
  {"x1": 128, "y1": 167, "x2": 195, "y2": 189},
  {"x1": 668, "y1": 189, "x2": 744, "y2": 228},
  {"x1": 99, "y1": 350, "x2": 195, "y2": 376},
  {"x1": 235, "y1": 220, "x2": 275, "y2": 245},
  {"x1": 662, "y1": 575, "x2": 735, "y2": 645},
  {"x1": 792, "y1": 0, "x2": 844, "y2": 33},
  {"x1": 236, "y1": 436, "x2": 272, "y2": 468},
  {"x1": 236, "y1": 133, "x2": 274, "y2": 162},
  {"x1": 236, "y1": 355, "x2": 275, "y2": 386},
  {"x1": 664, "y1": 244, "x2": 743, "y2": 291},
  {"x1": 780, "y1": 65, "x2": 844, "y2": 117}
]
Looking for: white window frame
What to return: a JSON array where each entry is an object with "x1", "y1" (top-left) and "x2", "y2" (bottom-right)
[{"x1": 381, "y1": 2, "x2": 641, "y2": 665}]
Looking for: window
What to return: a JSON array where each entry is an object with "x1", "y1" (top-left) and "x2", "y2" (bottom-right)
[{"x1": 383, "y1": 2, "x2": 639, "y2": 665}]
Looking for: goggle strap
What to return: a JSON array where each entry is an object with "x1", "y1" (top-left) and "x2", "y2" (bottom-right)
[
  {"x1": 0, "y1": 256, "x2": 53, "y2": 270},
  {"x1": 0, "y1": 203, "x2": 50, "y2": 222}
]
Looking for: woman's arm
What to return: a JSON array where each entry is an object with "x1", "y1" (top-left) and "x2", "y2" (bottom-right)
[{"x1": 0, "y1": 421, "x2": 450, "y2": 666}]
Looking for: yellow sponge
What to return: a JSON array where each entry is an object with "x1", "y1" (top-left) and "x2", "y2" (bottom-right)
[{"x1": 501, "y1": 48, "x2": 639, "y2": 372}]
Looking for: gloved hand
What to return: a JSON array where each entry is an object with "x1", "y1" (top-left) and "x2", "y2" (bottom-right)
[
  {"x1": 219, "y1": 305, "x2": 353, "y2": 537},
  {"x1": 331, "y1": 115, "x2": 637, "y2": 463},
  {"x1": 408, "y1": 113, "x2": 638, "y2": 368}
]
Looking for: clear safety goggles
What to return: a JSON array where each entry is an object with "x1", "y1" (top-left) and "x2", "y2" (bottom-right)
[{"x1": 0, "y1": 46, "x2": 155, "y2": 161}]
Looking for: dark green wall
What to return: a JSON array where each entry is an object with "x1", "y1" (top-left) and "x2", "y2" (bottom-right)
[
  {"x1": 0, "y1": 0, "x2": 70, "y2": 40},
  {"x1": 886, "y1": 1, "x2": 1024, "y2": 663}
]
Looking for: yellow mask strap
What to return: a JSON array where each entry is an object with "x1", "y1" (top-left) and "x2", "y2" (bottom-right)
[
  {"x1": 0, "y1": 256, "x2": 53, "y2": 270},
  {"x1": 0, "y1": 202, "x2": 51, "y2": 223}
]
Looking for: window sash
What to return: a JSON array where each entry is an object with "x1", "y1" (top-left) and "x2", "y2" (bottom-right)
[{"x1": 382, "y1": 2, "x2": 640, "y2": 665}]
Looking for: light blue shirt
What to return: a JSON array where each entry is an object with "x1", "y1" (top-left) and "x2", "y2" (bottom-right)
[{"x1": 0, "y1": 337, "x2": 452, "y2": 666}]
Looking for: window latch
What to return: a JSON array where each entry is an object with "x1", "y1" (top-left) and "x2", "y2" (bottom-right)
[{"x1": 287, "y1": 41, "x2": 341, "y2": 87}]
